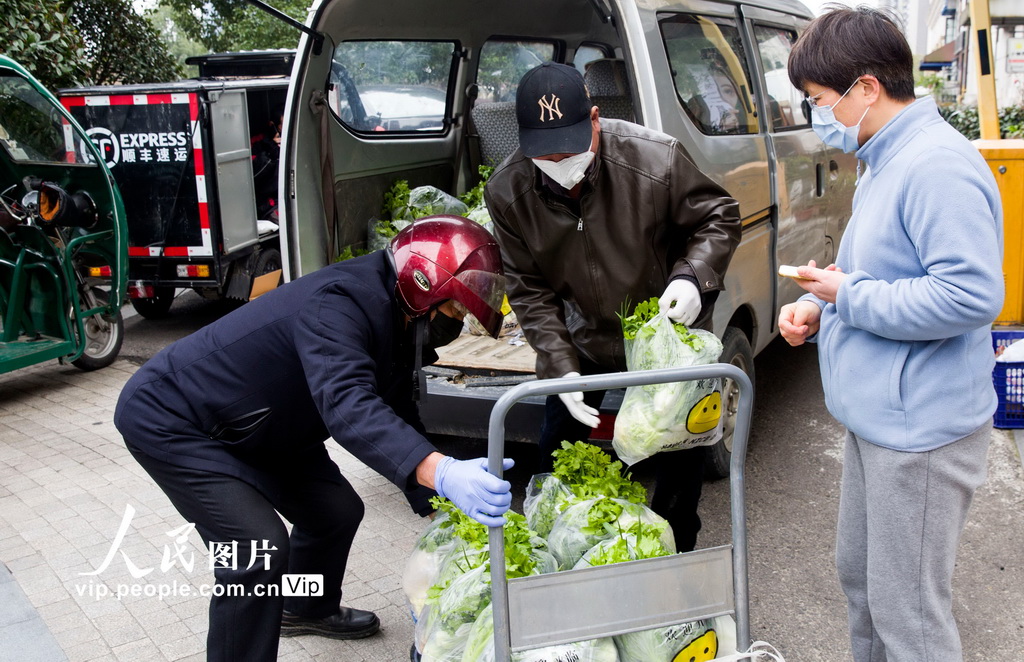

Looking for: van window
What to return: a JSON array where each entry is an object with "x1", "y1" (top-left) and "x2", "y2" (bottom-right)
[
  {"x1": 477, "y1": 40, "x2": 556, "y2": 104},
  {"x1": 573, "y1": 44, "x2": 611, "y2": 75},
  {"x1": 752, "y1": 25, "x2": 809, "y2": 131},
  {"x1": 328, "y1": 41, "x2": 455, "y2": 133},
  {"x1": 659, "y1": 13, "x2": 759, "y2": 136}
]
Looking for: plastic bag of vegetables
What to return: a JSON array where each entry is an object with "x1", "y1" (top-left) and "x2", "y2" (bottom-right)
[
  {"x1": 414, "y1": 501, "x2": 557, "y2": 656},
  {"x1": 525, "y1": 442, "x2": 649, "y2": 538},
  {"x1": 406, "y1": 185, "x2": 470, "y2": 219},
  {"x1": 613, "y1": 619, "x2": 715, "y2": 662},
  {"x1": 466, "y1": 205, "x2": 492, "y2": 229},
  {"x1": 613, "y1": 298, "x2": 725, "y2": 466},
  {"x1": 418, "y1": 543, "x2": 559, "y2": 658},
  {"x1": 404, "y1": 509, "x2": 460, "y2": 623},
  {"x1": 524, "y1": 473, "x2": 575, "y2": 538},
  {"x1": 461, "y1": 603, "x2": 620, "y2": 662},
  {"x1": 571, "y1": 521, "x2": 674, "y2": 570},
  {"x1": 419, "y1": 563, "x2": 493, "y2": 661},
  {"x1": 546, "y1": 497, "x2": 675, "y2": 570}
]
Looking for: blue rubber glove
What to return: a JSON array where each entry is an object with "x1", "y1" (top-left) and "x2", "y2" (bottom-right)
[{"x1": 434, "y1": 457, "x2": 514, "y2": 527}]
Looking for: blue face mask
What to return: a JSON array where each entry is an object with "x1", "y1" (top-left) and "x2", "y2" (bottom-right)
[{"x1": 809, "y1": 80, "x2": 870, "y2": 154}]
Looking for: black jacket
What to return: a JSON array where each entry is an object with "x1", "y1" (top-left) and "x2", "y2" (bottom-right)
[
  {"x1": 484, "y1": 119, "x2": 741, "y2": 379},
  {"x1": 114, "y1": 251, "x2": 437, "y2": 511}
]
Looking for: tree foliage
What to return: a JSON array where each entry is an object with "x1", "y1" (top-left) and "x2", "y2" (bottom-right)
[
  {"x1": 4, "y1": 1, "x2": 89, "y2": 89},
  {"x1": 163, "y1": 0, "x2": 307, "y2": 53},
  {"x1": 69, "y1": 0, "x2": 183, "y2": 85},
  {"x1": 3, "y1": 0, "x2": 182, "y2": 90}
]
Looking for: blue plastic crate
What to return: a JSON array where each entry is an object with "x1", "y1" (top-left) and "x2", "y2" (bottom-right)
[{"x1": 992, "y1": 329, "x2": 1024, "y2": 428}]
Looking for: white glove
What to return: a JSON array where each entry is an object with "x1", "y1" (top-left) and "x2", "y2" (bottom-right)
[
  {"x1": 659, "y1": 279, "x2": 701, "y2": 326},
  {"x1": 557, "y1": 371, "x2": 600, "y2": 428}
]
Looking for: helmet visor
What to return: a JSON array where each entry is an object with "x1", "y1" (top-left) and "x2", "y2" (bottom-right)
[{"x1": 451, "y1": 269, "x2": 507, "y2": 338}]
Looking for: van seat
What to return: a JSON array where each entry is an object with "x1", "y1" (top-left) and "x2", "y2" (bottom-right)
[
  {"x1": 471, "y1": 101, "x2": 520, "y2": 167},
  {"x1": 584, "y1": 58, "x2": 635, "y2": 123}
]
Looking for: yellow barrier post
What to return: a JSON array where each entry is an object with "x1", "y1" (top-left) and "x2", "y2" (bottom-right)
[{"x1": 976, "y1": 139, "x2": 1024, "y2": 325}]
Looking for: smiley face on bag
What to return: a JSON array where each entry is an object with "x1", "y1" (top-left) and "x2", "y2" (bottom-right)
[
  {"x1": 673, "y1": 628, "x2": 718, "y2": 662},
  {"x1": 686, "y1": 391, "x2": 722, "y2": 433}
]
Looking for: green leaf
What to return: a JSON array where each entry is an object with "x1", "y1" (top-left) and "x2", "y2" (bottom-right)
[{"x1": 551, "y1": 441, "x2": 647, "y2": 504}]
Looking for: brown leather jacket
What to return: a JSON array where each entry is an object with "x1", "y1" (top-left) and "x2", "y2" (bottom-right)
[{"x1": 484, "y1": 119, "x2": 741, "y2": 379}]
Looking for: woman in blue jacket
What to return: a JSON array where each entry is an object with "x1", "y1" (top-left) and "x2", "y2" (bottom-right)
[
  {"x1": 777, "y1": 8, "x2": 1003, "y2": 662},
  {"x1": 115, "y1": 216, "x2": 513, "y2": 662}
]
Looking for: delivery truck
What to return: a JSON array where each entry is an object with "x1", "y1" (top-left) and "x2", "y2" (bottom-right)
[{"x1": 59, "y1": 51, "x2": 293, "y2": 318}]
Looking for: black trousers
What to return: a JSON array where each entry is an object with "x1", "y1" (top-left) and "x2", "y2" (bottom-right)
[
  {"x1": 127, "y1": 446, "x2": 363, "y2": 662},
  {"x1": 537, "y1": 359, "x2": 705, "y2": 552}
]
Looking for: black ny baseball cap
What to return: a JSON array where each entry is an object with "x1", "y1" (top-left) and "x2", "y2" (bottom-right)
[{"x1": 516, "y1": 62, "x2": 594, "y2": 158}]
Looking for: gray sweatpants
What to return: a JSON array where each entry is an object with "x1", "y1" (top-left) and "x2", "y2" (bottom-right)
[{"x1": 836, "y1": 425, "x2": 990, "y2": 662}]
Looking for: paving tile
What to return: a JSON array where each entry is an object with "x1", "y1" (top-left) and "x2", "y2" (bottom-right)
[
  {"x1": 158, "y1": 633, "x2": 205, "y2": 661},
  {"x1": 63, "y1": 639, "x2": 111, "y2": 662}
]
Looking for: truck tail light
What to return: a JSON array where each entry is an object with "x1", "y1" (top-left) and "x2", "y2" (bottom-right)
[
  {"x1": 176, "y1": 264, "x2": 210, "y2": 278},
  {"x1": 88, "y1": 266, "x2": 112, "y2": 277}
]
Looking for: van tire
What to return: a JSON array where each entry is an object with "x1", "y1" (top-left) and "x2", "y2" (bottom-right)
[
  {"x1": 71, "y1": 290, "x2": 124, "y2": 371},
  {"x1": 705, "y1": 326, "x2": 754, "y2": 479},
  {"x1": 131, "y1": 286, "x2": 175, "y2": 319}
]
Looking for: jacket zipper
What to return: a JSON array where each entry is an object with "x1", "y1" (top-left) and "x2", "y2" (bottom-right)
[{"x1": 577, "y1": 217, "x2": 583, "y2": 231}]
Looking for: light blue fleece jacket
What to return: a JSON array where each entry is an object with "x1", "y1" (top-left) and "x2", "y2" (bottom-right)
[{"x1": 804, "y1": 97, "x2": 1003, "y2": 451}]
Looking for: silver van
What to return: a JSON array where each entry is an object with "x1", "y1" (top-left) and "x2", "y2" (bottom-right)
[{"x1": 275, "y1": 0, "x2": 857, "y2": 476}]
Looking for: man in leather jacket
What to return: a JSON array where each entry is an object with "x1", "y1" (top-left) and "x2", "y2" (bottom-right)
[
  {"x1": 484, "y1": 62, "x2": 741, "y2": 551},
  {"x1": 115, "y1": 216, "x2": 513, "y2": 662}
]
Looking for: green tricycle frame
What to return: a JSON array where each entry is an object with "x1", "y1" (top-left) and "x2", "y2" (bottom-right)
[{"x1": 0, "y1": 55, "x2": 127, "y2": 374}]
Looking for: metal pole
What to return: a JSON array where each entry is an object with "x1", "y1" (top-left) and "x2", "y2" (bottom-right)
[{"x1": 487, "y1": 364, "x2": 753, "y2": 660}]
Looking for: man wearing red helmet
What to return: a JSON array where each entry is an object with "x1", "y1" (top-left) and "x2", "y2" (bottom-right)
[{"x1": 114, "y1": 216, "x2": 511, "y2": 662}]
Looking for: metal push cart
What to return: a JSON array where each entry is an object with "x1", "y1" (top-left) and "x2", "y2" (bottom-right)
[{"x1": 486, "y1": 364, "x2": 754, "y2": 660}]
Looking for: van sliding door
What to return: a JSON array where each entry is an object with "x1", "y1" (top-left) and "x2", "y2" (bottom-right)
[
  {"x1": 639, "y1": 2, "x2": 773, "y2": 347},
  {"x1": 741, "y1": 5, "x2": 858, "y2": 309}
]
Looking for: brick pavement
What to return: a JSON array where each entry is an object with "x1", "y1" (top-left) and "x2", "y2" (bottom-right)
[{"x1": 0, "y1": 359, "x2": 424, "y2": 662}]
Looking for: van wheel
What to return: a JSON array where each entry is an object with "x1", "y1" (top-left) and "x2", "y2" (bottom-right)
[
  {"x1": 130, "y1": 286, "x2": 175, "y2": 319},
  {"x1": 705, "y1": 326, "x2": 754, "y2": 479},
  {"x1": 72, "y1": 290, "x2": 124, "y2": 371}
]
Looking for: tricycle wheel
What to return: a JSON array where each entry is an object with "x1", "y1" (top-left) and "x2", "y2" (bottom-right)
[
  {"x1": 705, "y1": 326, "x2": 754, "y2": 479},
  {"x1": 72, "y1": 290, "x2": 124, "y2": 371},
  {"x1": 130, "y1": 286, "x2": 175, "y2": 320}
]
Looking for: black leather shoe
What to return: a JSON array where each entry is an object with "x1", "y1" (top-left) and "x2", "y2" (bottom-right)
[{"x1": 280, "y1": 607, "x2": 381, "y2": 639}]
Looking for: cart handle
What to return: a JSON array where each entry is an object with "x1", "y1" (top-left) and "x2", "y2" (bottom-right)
[{"x1": 486, "y1": 363, "x2": 754, "y2": 660}]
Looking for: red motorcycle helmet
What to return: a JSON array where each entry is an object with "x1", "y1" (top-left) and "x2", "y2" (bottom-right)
[{"x1": 390, "y1": 215, "x2": 506, "y2": 338}]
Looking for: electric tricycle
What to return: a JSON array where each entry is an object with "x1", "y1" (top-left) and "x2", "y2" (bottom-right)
[{"x1": 0, "y1": 56, "x2": 127, "y2": 374}]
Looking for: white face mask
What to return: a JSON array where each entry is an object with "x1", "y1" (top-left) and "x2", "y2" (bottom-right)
[{"x1": 531, "y1": 147, "x2": 595, "y2": 190}]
